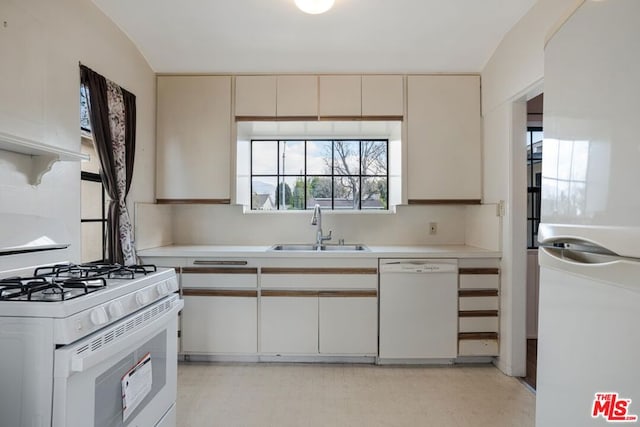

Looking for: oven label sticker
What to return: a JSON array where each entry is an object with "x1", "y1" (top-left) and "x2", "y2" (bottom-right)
[{"x1": 121, "y1": 352, "x2": 153, "y2": 422}]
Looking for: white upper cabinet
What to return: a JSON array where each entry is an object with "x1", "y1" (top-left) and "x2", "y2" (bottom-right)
[
  {"x1": 156, "y1": 75, "x2": 232, "y2": 201},
  {"x1": 407, "y1": 75, "x2": 482, "y2": 202},
  {"x1": 234, "y1": 74, "x2": 403, "y2": 119},
  {"x1": 235, "y1": 75, "x2": 277, "y2": 117},
  {"x1": 319, "y1": 75, "x2": 362, "y2": 118},
  {"x1": 362, "y1": 75, "x2": 404, "y2": 118},
  {"x1": 276, "y1": 75, "x2": 318, "y2": 118}
]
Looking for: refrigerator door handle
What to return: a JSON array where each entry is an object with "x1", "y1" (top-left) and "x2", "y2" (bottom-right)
[
  {"x1": 539, "y1": 246, "x2": 640, "y2": 294},
  {"x1": 539, "y1": 236, "x2": 618, "y2": 257}
]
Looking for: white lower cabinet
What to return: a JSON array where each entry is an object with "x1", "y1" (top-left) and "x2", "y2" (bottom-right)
[
  {"x1": 259, "y1": 259, "x2": 379, "y2": 357},
  {"x1": 457, "y1": 259, "x2": 501, "y2": 357},
  {"x1": 319, "y1": 296, "x2": 377, "y2": 355},
  {"x1": 179, "y1": 264, "x2": 259, "y2": 355},
  {"x1": 260, "y1": 293, "x2": 378, "y2": 356},
  {"x1": 181, "y1": 294, "x2": 257, "y2": 354},
  {"x1": 260, "y1": 295, "x2": 319, "y2": 354}
]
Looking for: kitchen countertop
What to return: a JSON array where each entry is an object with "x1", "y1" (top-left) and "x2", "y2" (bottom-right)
[{"x1": 137, "y1": 244, "x2": 500, "y2": 259}]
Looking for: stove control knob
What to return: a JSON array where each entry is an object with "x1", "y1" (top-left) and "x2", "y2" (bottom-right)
[
  {"x1": 157, "y1": 282, "x2": 169, "y2": 296},
  {"x1": 167, "y1": 277, "x2": 179, "y2": 292},
  {"x1": 108, "y1": 301, "x2": 125, "y2": 318},
  {"x1": 136, "y1": 291, "x2": 150, "y2": 306},
  {"x1": 90, "y1": 307, "x2": 109, "y2": 326}
]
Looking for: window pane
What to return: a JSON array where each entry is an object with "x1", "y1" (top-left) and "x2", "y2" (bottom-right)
[
  {"x1": 279, "y1": 141, "x2": 305, "y2": 175},
  {"x1": 307, "y1": 176, "x2": 332, "y2": 209},
  {"x1": 252, "y1": 176, "x2": 277, "y2": 210},
  {"x1": 362, "y1": 141, "x2": 387, "y2": 176},
  {"x1": 334, "y1": 176, "x2": 359, "y2": 210},
  {"x1": 306, "y1": 140, "x2": 332, "y2": 175},
  {"x1": 277, "y1": 176, "x2": 305, "y2": 210},
  {"x1": 81, "y1": 179, "x2": 103, "y2": 218},
  {"x1": 80, "y1": 85, "x2": 91, "y2": 132},
  {"x1": 81, "y1": 222, "x2": 103, "y2": 263},
  {"x1": 252, "y1": 141, "x2": 278, "y2": 175},
  {"x1": 333, "y1": 140, "x2": 360, "y2": 176},
  {"x1": 362, "y1": 177, "x2": 388, "y2": 210}
]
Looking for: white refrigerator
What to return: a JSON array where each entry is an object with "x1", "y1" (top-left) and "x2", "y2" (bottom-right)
[{"x1": 537, "y1": 0, "x2": 640, "y2": 426}]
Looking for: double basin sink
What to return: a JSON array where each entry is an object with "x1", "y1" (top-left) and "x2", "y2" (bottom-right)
[{"x1": 269, "y1": 244, "x2": 369, "y2": 252}]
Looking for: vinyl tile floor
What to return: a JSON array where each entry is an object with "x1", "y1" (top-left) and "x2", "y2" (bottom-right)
[{"x1": 176, "y1": 363, "x2": 535, "y2": 427}]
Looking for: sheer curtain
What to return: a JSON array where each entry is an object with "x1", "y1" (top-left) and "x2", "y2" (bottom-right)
[{"x1": 80, "y1": 64, "x2": 137, "y2": 265}]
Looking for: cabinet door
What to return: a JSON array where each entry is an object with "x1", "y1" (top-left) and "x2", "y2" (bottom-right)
[
  {"x1": 319, "y1": 75, "x2": 362, "y2": 118},
  {"x1": 156, "y1": 76, "x2": 231, "y2": 200},
  {"x1": 235, "y1": 75, "x2": 277, "y2": 117},
  {"x1": 277, "y1": 75, "x2": 318, "y2": 118},
  {"x1": 319, "y1": 295, "x2": 377, "y2": 355},
  {"x1": 260, "y1": 296, "x2": 318, "y2": 354},
  {"x1": 181, "y1": 294, "x2": 258, "y2": 354},
  {"x1": 407, "y1": 75, "x2": 481, "y2": 202},
  {"x1": 362, "y1": 75, "x2": 404, "y2": 118}
]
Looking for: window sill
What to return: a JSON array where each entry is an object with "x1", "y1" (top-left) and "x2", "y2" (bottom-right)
[{"x1": 241, "y1": 206, "x2": 398, "y2": 215}]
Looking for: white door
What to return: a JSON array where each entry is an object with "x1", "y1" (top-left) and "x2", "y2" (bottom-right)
[
  {"x1": 319, "y1": 296, "x2": 377, "y2": 355},
  {"x1": 260, "y1": 296, "x2": 318, "y2": 354},
  {"x1": 181, "y1": 295, "x2": 257, "y2": 354}
]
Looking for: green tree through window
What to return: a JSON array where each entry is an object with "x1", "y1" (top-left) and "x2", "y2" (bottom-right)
[{"x1": 251, "y1": 139, "x2": 388, "y2": 211}]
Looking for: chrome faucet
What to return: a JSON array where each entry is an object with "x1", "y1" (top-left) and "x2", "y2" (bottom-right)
[{"x1": 310, "y1": 204, "x2": 332, "y2": 246}]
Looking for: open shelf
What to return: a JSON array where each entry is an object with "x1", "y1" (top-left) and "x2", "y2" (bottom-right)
[{"x1": 0, "y1": 131, "x2": 89, "y2": 185}]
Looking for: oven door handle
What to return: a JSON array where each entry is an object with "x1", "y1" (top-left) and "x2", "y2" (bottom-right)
[{"x1": 54, "y1": 298, "x2": 183, "y2": 378}]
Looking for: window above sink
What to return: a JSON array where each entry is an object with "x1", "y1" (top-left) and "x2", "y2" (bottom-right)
[{"x1": 236, "y1": 121, "x2": 402, "y2": 213}]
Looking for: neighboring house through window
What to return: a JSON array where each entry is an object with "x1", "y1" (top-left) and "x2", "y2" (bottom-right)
[{"x1": 250, "y1": 139, "x2": 389, "y2": 211}]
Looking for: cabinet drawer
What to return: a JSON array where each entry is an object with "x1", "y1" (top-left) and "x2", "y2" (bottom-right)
[
  {"x1": 459, "y1": 317, "x2": 499, "y2": 333},
  {"x1": 459, "y1": 274, "x2": 499, "y2": 290},
  {"x1": 182, "y1": 270, "x2": 258, "y2": 288},
  {"x1": 458, "y1": 339, "x2": 499, "y2": 356},
  {"x1": 459, "y1": 296, "x2": 499, "y2": 310},
  {"x1": 261, "y1": 272, "x2": 377, "y2": 290}
]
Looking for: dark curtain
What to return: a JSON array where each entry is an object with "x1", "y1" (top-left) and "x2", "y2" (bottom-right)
[{"x1": 80, "y1": 64, "x2": 137, "y2": 265}]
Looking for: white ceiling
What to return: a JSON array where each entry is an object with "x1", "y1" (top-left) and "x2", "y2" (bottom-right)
[{"x1": 91, "y1": 0, "x2": 536, "y2": 74}]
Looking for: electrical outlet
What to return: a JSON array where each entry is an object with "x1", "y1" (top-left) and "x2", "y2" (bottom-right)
[{"x1": 429, "y1": 222, "x2": 437, "y2": 235}]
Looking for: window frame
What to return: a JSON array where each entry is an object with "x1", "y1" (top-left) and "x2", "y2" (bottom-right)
[
  {"x1": 250, "y1": 139, "x2": 390, "y2": 211},
  {"x1": 527, "y1": 127, "x2": 543, "y2": 249},
  {"x1": 80, "y1": 169, "x2": 108, "y2": 262},
  {"x1": 80, "y1": 83, "x2": 107, "y2": 262}
]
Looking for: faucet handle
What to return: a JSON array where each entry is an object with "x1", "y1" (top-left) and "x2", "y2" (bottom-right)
[{"x1": 323, "y1": 230, "x2": 332, "y2": 242}]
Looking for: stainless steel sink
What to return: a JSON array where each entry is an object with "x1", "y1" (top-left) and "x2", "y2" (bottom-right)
[
  {"x1": 270, "y1": 244, "x2": 319, "y2": 251},
  {"x1": 319, "y1": 244, "x2": 369, "y2": 251},
  {"x1": 269, "y1": 244, "x2": 369, "y2": 252}
]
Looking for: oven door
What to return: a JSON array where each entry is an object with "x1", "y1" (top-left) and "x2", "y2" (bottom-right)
[{"x1": 53, "y1": 295, "x2": 183, "y2": 427}]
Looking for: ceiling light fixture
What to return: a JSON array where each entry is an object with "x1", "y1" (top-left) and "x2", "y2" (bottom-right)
[{"x1": 295, "y1": 0, "x2": 335, "y2": 14}]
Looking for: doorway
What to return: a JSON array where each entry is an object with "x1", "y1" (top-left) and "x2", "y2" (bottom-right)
[{"x1": 524, "y1": 93, "x2": 543, "y2": 389}]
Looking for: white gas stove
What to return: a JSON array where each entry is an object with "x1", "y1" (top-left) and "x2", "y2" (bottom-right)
[{"x1": 0, "y1": 262, "x2": 183, "y2": 427}]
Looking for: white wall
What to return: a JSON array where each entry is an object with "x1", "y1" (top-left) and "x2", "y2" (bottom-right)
[
  {"x1": 481, "y1": 0, "x2": 582, "y2": 375},
  {"x1": 0, "y1": 0, "x2": 155, "y2": 267},
  {"x1": 171, "y1": 204, "x2": 468, "y2": 246}
]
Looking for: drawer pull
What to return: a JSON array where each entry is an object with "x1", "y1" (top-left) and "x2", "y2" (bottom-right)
[
  {"x1": 183, "y1": 289, "x2": 257, "y2": 297},
  {"x1": 458, "y1": 289, "x2": 499, "y2": 297},
  {"x1": 182, "y1": 267, "x2": 257, "y2": 274},
  {"x1": 458, "y1": 332, "x2": 498, "y2": 340},
  {"x1": 459, "y1": 310, "x2": 498, "y2": 317},
  {"x1": 193, "y1": 260, "x2": 248, "y2": 266},
  {"x1": 459, "y1": 268, "x2": 499, "y2": 275}
]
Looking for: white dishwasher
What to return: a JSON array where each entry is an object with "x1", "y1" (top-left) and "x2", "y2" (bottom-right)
[{"x1": 379, "y1": 259, "x2": 458, "y2": 362}]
